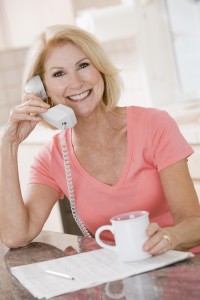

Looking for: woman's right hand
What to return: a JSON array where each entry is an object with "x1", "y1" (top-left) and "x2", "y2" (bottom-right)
[{"x1": 2, "y1": 94, "x2": 50, "y2": 145}]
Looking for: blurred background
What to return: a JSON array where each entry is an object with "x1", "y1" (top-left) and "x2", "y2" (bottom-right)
[{"x1": 0, "y1": 0, "x2": 200, "y2": 233}]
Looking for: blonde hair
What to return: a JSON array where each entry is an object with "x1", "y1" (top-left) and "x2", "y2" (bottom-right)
[{"x1": 22, "y1": 24, "x2": 122, "y2": 111}]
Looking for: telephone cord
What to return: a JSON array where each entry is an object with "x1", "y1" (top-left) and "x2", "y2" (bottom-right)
[{"x1": 59, "y1": 129, "x2": 91, "y2": 237}]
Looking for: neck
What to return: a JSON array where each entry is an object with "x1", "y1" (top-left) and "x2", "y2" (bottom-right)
[{"x1": 72, "y1": 106, "x2": 127, "y2": 149}]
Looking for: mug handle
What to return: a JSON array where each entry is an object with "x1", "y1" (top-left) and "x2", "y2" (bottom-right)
[{"x1": 95, "y1": 225, "x2": 116, "y2": 251}]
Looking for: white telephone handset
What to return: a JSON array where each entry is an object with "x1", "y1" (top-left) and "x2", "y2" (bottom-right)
[{"x1": 25, "y1": 75, "x2": 77, "y2": 129}]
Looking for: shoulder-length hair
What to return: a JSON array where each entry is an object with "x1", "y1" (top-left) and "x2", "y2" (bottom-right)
[{"x1": 22, "y1": 24, "x2": 122, "y2": 111}]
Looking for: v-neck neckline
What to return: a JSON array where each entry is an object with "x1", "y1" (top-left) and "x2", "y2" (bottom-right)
[{"x1": 67, "y1": 107, "x2": 133, "y2": 191}]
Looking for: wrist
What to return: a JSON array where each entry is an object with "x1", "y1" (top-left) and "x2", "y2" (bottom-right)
[{"x1": 0, "y1": 138, "x2": 19, "y2": 156}]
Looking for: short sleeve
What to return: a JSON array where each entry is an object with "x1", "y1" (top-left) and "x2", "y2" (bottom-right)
[
  {"x1": 148, "y1": 110, "x2": 194, "y2": 172},
  {"x1": 29, "y1": 140, "x2": 64, "y2": 199}
]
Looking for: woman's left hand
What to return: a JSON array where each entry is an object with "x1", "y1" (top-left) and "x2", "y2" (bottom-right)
[{"x1": 143, "y1": 223, "x2": 176, "y2": 255}]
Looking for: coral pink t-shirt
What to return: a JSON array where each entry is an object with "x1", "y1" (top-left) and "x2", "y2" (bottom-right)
[{"x1": 29, "y1": 106, "x2": 194, "y2": 238}]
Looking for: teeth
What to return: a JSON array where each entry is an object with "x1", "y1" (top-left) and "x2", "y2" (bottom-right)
[{"x1": 69, "y1": 90, "x2": 90, "y2": 101}]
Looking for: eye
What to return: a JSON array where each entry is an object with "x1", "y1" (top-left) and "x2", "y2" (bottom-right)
[
  {"x1": 53, "y1": 71, "x2": 65, "y2": 77},
  {"x1": 77, "y1": 62, "x2": 89, "y2": 71}
]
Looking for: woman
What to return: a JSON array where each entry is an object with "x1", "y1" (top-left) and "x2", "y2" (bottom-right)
[{"x1": 0, "y1": 24, "x2": 200, "y2": 255}]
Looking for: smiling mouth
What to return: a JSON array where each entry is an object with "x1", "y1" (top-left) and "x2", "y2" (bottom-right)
[{"x1": 67, "y1": 89, "x2": 91, "y2": 102}]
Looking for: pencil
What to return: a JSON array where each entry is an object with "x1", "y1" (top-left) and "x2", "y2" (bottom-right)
[{"x1": 45, "y1": 270, "x2": 75, "y2": 280}]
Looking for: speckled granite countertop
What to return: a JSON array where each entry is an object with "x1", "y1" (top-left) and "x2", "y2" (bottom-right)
[{"x1": 1, "y1": 231, "x2": 200, "y2": 300}]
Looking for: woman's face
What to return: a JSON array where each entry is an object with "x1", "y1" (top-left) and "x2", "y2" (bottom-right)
[{"x1": 43, "y1": 42, "x2": 105, "y2": 118}]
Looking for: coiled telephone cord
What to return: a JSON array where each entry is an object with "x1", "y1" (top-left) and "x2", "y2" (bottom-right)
[{"x1": 59, "y1": 129, "x2": 91, "y2": 237}]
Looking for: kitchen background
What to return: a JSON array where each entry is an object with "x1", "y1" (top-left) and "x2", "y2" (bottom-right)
[{"x1": 0, "y1": 0, "x2": 200, "y2": 233}]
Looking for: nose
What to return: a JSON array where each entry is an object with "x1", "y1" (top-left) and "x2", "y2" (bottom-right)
[{"x1": 67, "y1": 70, "x2": 83, "y2": 89}]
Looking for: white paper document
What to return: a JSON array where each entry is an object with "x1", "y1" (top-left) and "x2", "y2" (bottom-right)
[{"x1": 10, "y1": 248, "x2": 193, "y2": 299}]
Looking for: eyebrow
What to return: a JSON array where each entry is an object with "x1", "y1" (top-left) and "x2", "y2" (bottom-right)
[{"x1": 49, "y1": 57, "x2": 89, "y2": 71}]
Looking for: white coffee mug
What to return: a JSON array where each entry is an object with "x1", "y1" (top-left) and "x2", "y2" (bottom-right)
[{"x1": 95, "y1": 211, "x2": 151, "y2": 262}]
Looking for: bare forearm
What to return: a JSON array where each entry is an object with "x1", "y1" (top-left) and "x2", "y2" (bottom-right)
[
  {"x1": 0, "y1": 141, "x2": 30, "y2": 248},
  {"x1": 171, "y1": 215, "x2": 200, "y2": 251}
]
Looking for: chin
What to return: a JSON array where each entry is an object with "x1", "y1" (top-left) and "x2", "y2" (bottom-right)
[{"x1": 77, "y1": 106, "x2": 97, "y2": 118}]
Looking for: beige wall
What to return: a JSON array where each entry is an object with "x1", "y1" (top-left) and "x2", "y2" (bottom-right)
[
  {"x1": 0, "y1": 47, "x2": 27, "y2": 125},
  {"x1": 72, "y1": 0, "x2": 121, "y2": 13},
  {"x1": 0, "y1": 0, "x2": 74, "y2": 50}
]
